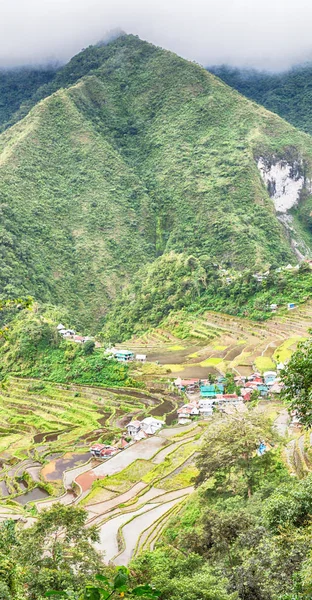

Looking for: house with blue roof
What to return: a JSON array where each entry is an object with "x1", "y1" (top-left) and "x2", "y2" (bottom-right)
[
  {"x1": 200, "y1": 383, "x2": 224, "y2": 398},
  {"x1": 114, "y1": 350, "x2": 135, "y2": 362}
]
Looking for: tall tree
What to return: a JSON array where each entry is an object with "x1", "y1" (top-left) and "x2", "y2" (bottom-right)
[
  {"x1": 195, "y1": 411, "x2": 277, "y2": 497},
  {"x1": 281, "y1": 337, "x2": 312, "y2": 428},
  {"x1": 15, "y1": 504, "x2": 103, "y2": 599}
]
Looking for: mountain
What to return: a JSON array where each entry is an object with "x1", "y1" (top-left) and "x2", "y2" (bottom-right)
[
  {"x1": 0, "y1": 66, "x2": 56, "y2": 129},
  {"x1": 209, "y1": 64, "x2": 312, "y2": 136},
  {"x1": 2, "y1": 35, "x2": 312, "y2": 328}
]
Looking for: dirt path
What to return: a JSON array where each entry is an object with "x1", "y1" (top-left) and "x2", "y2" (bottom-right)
[{"x1": 274, "y1": 410, "x2": 289, "y2": 436}]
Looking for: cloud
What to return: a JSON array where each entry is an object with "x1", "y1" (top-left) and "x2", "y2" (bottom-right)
[{"x1": 1, "y1": 0, "x2": 312, "y2": 70}]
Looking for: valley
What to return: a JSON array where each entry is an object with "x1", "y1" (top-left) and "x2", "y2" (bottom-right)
[{"x1": 0, "y1": 303, "x2": 311, "y2": 566}]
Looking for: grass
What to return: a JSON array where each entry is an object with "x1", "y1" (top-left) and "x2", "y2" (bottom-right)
[
  {"x1": 168, "y1": 345, "x2": 185, "y2": 351},
  {"x1": 162, "y1": 364, "x2": 186, "y2": 373},
  {"x1": 273, "y1": 337, "x2": 305, "y2": 363},
  {"x1": 200, "y1": 357, "x2": 222, "y2": 366},
  {"x1": 254, "y1": 356, "x2": 276, "y2": 372},
  {"x1": 160, "y1": 465, "x2": 198, "y2": 491},
  {"x1": 142, "y1": 442, "x2": 196, "y2": 484},
  {"x1": 91, "y1": 460, "x2": 153, "y2": 494}
]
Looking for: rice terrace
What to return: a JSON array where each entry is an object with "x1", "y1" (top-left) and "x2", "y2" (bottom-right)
[{"x1": 1, "y1": 302, "x2": 312, "y2": 564}]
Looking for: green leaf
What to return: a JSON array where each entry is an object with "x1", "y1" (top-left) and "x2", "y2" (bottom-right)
[
  {"x1": 131, "y1": 585, "x2": 161, "y2": 598},
  {"x1": 95, "y1": 575, "x2": 110, "y2": 586},
  {"x1": 113, "y1": 568, "x2": 128, "y2": 590},
  {"x1": 83, "y1": 586, "x2": 102, "y2": 600},
  {"x1": 45, "y1": 592, "x2": 69, "y2": 598}
]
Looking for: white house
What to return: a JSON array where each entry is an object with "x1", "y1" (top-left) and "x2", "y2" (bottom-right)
[
  {"x1": 141, "y1": 417, "x2": 164, "y2": 435},
  {"x1": 136, "y1": 354, "x2": 147, "y2": 362},
  {"x1": 126, "y1": 420, "x2": 142, "y2": 437},
  {"x1": 198, "y1": 398, "x2": 217, "y2": 417}
]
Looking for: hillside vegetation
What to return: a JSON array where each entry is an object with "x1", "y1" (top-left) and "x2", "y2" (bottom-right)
[
  {"x1": 0, "y1": 66, "x2": 56, "y2": 129},
  {"x1": 0, "y1": 305, "x2": 138, "y2": 387},
  {"x1": 3, "y1": 35, "x2": 312, "y2": 327},
  {"x1": 101, "y1": 252, "x2": 312, "y2": 340},
  {"x1": 210, "y1": 63, "x2": 312, "y2": 136}
]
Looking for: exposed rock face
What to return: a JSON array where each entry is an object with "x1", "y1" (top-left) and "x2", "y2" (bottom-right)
[{"x1": 257, "y1": 157, "x2": 304, "y2": 213}]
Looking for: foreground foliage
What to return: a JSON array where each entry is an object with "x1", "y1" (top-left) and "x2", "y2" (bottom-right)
[
  {"x1": 46, "y1": 567, "x2": 160, "y2": 600},
  {"x1": 195, "y1": 410, "x2": 278, "y2": 497},
  {"x1": 131, "y1": 414, "x2": 312, "y2": 599},
  {"x1": 281, "y1": 335, "x2": 312, "y2": 427},
  {"x1": 0, "y1": 504, "x2": 104, "y2": 599}
]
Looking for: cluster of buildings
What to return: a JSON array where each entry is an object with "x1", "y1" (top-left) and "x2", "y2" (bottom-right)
[
  {"x1": 175, "y1": 370, "x2": 284, "y2": 424},
  {"x1": 57, "y1": 324, "x2": 95, "y2": 345},
  {"x1": 90, "y1": 416, "x2": 164, "y2": 459}
]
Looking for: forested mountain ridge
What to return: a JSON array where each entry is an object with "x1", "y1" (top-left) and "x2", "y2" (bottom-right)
[
  {"x1": 209, "y1": 63, "x2": 312, "y2": 136},
  {"x1": 3, "y1": 35, "x2": 312, "y2": 328},
  {"x1": 0, "y1": 66, "x2": 56, "y2": 129}
]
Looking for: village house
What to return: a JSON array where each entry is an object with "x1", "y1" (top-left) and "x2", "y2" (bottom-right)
[
  {"x1": 126, "y1": 420, "x2": 141, "y2": 437},
  {"x1": 141, "y1": 417, "x2": 164, "y2": 435},
  {"x1": 135, "y1": 354, "x2": 147, "y2": 362},
  {"x1": 174, "y1": 378, "x2": 200, "y2": 393},
  {"x1": 114, "y1": 349, "x2": 135, "y2": 362},
  {"x1": 198, "y1": 398, "x2": 216, "y2": 417},
  {"x1": 126, "y1": 416, "x2": 164, "y2": 439},
  {"x1": 177, "y1": 403, "x2": 200, "y2": 423},
  {"x1": 200, "y1": 383, "x2": 224, "y2": 398},
  {"x1": 90, "y1": 444, "x2": 119, "y2": 459}
]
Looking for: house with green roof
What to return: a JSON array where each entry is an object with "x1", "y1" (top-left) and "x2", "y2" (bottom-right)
[{"x1": 200, "y1": 384, "x2": 224, "y2": 398}]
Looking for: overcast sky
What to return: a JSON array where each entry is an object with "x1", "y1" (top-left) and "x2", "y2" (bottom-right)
[{"x1": 1, "y1": 0, "x2": 312, "y2": 71}]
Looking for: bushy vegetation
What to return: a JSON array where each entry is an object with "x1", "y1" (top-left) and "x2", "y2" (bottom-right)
[
  {"x1": 2, "y1": 35, "x2": 312, "y2": 327},
  {"x1": 210, "y1": 63, "x2": 312, "y2": 136},
  {"x1": 129, "y1": 408, "x2": 312, "y2": 600},
  {"x1": 0, "y1": 304, "x2": 139, "y2": 387},
  {"x1": 101, "y1": 253, "x2": 312, "y2": 341},
  {"x1": 0, "y1": 66, "x2": 56, "y2": 130}
]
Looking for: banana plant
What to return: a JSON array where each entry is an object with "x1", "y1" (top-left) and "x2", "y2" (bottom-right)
[{"x1": 45, "y1": 566, "x2": 161, "y2": 600}]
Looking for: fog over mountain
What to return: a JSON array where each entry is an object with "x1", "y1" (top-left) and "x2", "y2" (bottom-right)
[{"x1": 2, "y1": 0, "x2": 312, "y2": 70}]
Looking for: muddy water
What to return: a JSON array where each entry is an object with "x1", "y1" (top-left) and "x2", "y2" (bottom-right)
[
  {"x1": 225, "y1": 346, "x2": 244, "y2": 361},
  {"x1": 33, "y1": 430, "x2": 65, "y2": 444},
  {"x1": 0, "y1": 480, "x2": 9, "y2": 497},
  {"x1": 98, "y1": 413, "x2": 111, "y2": 426},
  {"x1": 150, "y1": 399, "x2": 174, "y2": 417},
  {"x1": 165, "y1": 410, "x2": 178, "y2": 426},
  {"x1": 44, "y1": 452, "x2": 91, "y2": 481},
  {"x1": 14, "y1": 488, "x2": 49, "y2": 505}
]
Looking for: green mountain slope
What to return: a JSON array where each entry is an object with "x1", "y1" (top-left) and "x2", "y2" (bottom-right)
[
  {"x1": 0, "y1": 66, "x2": 56, "y2": 129},
  {"x1": 209, "y1": 64, "x2": 312, "y2": 136},
  {"x1": 3, "y1": 35, "x2": 312, "y2": 328}
]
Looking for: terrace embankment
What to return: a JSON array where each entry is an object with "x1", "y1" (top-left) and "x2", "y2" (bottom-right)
[{"x1": 0, "y1": 377, "x2": 178, "y2": 504}]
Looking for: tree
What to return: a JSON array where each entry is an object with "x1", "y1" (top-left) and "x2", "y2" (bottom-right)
[
  {"x1": 195, "y1": 411, "x2": 277, "y2": 497},
  {"x1": 281, "y1": 337, "x2": 312, "y2": 427},
  {"x1": 46, "y1": 566, "x2": 160, "y2": 600},
  {"x1": 131, "y1": 549, "x2": 236, "y2": 600},
  {"x1": 16, "y1": 504, "x2": 104, "y2": 598},
  {"x1": 83, "y1": 340, "x2": 95, "y2": 355}
]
